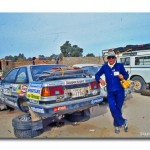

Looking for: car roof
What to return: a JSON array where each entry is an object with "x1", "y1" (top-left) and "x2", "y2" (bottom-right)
[
  {"x1": 14, "y1": 64, "x2": 67, "y2": 68},
  {"x1": 72, "y1": 64, "x2": 100, "y2": 68}
]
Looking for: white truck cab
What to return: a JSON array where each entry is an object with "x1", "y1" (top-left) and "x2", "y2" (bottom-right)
[{"x1": 102, "y1": 46, "x2": 150, "y2": 93}]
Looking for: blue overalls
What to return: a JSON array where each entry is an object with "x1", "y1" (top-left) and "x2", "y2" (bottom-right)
[{"x1": 95, "y1": 62, "x2": 129, "y2": 127}]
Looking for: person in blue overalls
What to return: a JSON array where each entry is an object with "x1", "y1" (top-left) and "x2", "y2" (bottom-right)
[{"x1": 95, "y1": 49, "x2": 129, "y2": 134}]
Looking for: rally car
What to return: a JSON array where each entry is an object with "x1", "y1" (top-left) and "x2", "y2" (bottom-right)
[{"x1": 0, "y1": 64, "x2": 103, "y2": 138}]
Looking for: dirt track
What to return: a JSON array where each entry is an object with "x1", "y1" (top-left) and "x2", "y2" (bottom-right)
[{"x1": 0, "y1": 93, "x2": 150, "y2": 139}]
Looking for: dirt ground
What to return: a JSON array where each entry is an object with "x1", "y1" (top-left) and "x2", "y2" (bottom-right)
[{"x1": 0, "y1": 93, "x2": 150, "y2": 139}]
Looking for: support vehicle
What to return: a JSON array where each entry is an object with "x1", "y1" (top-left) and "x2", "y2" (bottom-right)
[{"x1": 102, "y1": 43, "x2": 150, "y2": 93}]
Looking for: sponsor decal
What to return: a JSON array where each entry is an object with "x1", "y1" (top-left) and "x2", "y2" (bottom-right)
[
  {"x1": 21, "y1": 85, "x2": 28, "y2": 93},
  {"x1": 31, "y1": 106, "x2": 44, "y2": 113},
  {"x1": 18, "y1": 85, "x2": 28, "y2": 96},
  {"x1": 11, "y1": 84, "x2": 21, "y2": 93},
  {"x1": 28, "y1": 88, "x2": 41, "y2": 94},
  {"x1": 53, "y1": 106, "x2": 67, "y2": 112},
  {"x1": 27, "y1": 82, "x2": 42, "y2": 100},
  {"x1": 29, "y1": 82, "x2": 43, "y2": 88},
  {"x1": 65, "y1": 80, "x2": 84, "y2": 85},
  {"x1": 29, "y1": 99, "x2": 39, "y2": 104},
  {"x1": 91, "y1": 97, "x2": 103, "y2": 104},
  {"x1": 3, "y1": 88, "x2": 11, "y2": 96},
  {"x1": 27, "y1": 93, "x2": 41, "y2": 100}
]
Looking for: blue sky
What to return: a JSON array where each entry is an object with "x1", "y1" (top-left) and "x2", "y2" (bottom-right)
[{"x1": 0, "y1": 13, "x2": 150, "y2": 58}]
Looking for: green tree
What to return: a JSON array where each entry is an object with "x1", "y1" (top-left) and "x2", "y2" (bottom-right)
[
  {"x1": 27, "y1": 57, "x2": 32, "y2": 61},
  {"x1": 5, "y1": 55, "x2": 14, "y2": 61},
  {"x1": 49, "y1": 54, "x2": 58, "y2": 61},
  {"x1": 39, "y1": 55, "x2": 46, "y2": 60},
  {"x1": 60, "y1": 41, "x2": 83, "y2": 57},
  {"x1": 17, "y1": 53, "x2": 26, "y2": 61},
  {"x1": 5, "y1": 53, "x2": 26, "y2": 62},
  {"x1": 60, "y1": 41, "x2": 72, "y2": 57},
  {"x1": 86, "y1": 53, "x2": 95, "y2": 57}
]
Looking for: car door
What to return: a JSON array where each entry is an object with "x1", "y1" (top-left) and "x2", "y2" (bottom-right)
[
  {"x1": 1, "y1": 68, "x2": 19, "y2": 108},
  {"x1": 14, "y1": 67, "x2": 29, "y2": 97},
  {"x1": 2, "y1": 67, "x2": 29, "y2": 108}
]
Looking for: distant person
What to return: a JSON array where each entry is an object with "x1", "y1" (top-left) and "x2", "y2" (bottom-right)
[
  {"x1": 95, "y1": 49, "x2": 129, "y2": 134},
  {"x1": 32, "y1": 57, "x2": 36, "y2": 65},
  {"x1": 55, "y1": 57, "x2": 59, "y2": 64}
]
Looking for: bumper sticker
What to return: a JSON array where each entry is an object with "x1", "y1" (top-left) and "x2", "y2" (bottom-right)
[{"x1": 27, "y1": 82, "x2": 43, "y2": 100}]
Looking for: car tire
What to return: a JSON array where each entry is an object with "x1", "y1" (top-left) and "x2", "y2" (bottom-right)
[
  {"x1": 141, "y1": 89, "x2": 150, "y2": 96},
  {"x1": 12, "y1": 114, "x2": 44, "y2": 138},
  {"x1": 12, "y1": 114, "x2": 43, "y2": 130},
  {"x1": 14, "y1": 128, "x2": 43, "y2": 138},
  {"x1": 131, "y1": 76, "x2": 146, "y2": 93},
  {"x1": 65, "y1": 109, "x2": 90, "y2": 122}
]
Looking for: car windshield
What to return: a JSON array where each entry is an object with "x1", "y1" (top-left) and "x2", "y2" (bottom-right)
[
  {"x1": 31, "y1": 64, "x2": 67, "y2": 81},
  {"x1": 82, "y1": 66, "x2": 101, "y2": 75}
]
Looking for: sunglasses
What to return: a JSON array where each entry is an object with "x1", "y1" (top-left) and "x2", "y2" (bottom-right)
[{"x1": 107, "y1": 56, "x2": 116, "y2": 59}]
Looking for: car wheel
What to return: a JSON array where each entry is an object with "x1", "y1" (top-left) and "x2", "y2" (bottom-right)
[
  {"x1": 131, "y1": 76, "x2": 146, "y2": 93},
  {"x1": 12, "y1": 114, "x2": 43, "y2": 130},
  {"x1": 18, "y1": 98, "x2": 29, "y2": 113},
  {"x1": 12, "y1": 114, "x2": 44, "y2": 138},
  {"x1": 65, "y1": 109, "x2": 90, "y2": 122},
  {"x1": 14, "y1": 128, "x2": 43, "y2": 138},
  {"x1": 141, "y1": 89, "x2": 150, "y2": 96}
]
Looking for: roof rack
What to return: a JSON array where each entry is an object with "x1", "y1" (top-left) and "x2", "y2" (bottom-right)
[{"x1": 102, "y1": 43, "x2": 150, "y2": 55}]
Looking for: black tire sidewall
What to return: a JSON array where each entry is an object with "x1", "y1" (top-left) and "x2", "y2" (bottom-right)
[
  {"x1": 65, "y1": 109, "x2": 90, "y2": 122},
  {"x1": 12, "y1": 114, "x2": 43, "y2": 130},
  {"x1": 132, "y1": 76, "x2": 146, "y2": 93},
  {"x1": 141, "y1": 89, "x2": 150, "y2": 96},
  {"x1": 14, "y1": 128, "x2": 43, "y2": 138}
]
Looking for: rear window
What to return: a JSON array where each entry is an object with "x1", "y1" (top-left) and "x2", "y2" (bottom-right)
[
  {"x1": 31, "y1": 65, "x2": 67, "y2": 81},
  {"x1": 82, "y1": 66, "x2": 101, "y2": 75}
]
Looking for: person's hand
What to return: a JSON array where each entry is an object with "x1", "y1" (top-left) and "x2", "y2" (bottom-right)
[
  {"x1": 99, "y1": 79, "x2": 106, "y2": 86},
  {"x1": 118, "y1": 74, "x2": 124, "y2": 80}
]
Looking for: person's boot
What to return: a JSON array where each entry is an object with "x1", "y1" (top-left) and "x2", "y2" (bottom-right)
[{"x1": 115, "y1": 126, "x2": 120, "y2": 134}]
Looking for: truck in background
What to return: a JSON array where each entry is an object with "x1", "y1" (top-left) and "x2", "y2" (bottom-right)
[{"x1": 102, "y1": 43, "x2": 150, "y2": 93}]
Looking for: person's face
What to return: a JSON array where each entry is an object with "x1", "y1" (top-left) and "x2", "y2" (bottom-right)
[{"x1": 107, "y1": 56, "x2": 116, "y2": 65}]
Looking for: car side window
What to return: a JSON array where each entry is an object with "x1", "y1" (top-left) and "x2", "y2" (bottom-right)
[
  {"x1": 15, "y1": 67, "x2": 28, "y2": 84},
  {"x1": 120, "y1": 57, "x2": 130, "y2": 65},
  {"x1": 4, "y1": 68, "x2": 19, "y2": 83},
  {"x1": 135, "y1": 57, "x2": 140, "y2": 65},
  {"x1": 135, "y1": 56, "x2": 150, "y2": 65}
]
